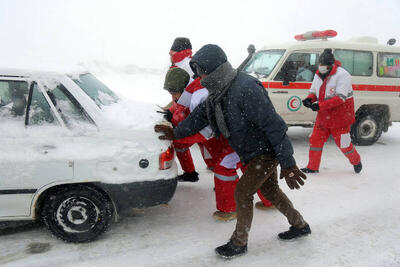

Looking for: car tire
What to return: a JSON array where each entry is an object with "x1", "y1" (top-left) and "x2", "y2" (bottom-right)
[
  {"x1": 41, "y1": 185, "x2": 113, "y2": 243},
  {"x1": 351, "y1": 112, "x2": 383, "y2": 146}
]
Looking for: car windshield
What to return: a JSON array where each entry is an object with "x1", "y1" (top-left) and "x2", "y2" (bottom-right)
[
  {"x1": 73, "y1": 73, "x2": 119, "y2": 108},
  {"x1": 243, "y1": 50, "x2": 285, "y2": 78}
]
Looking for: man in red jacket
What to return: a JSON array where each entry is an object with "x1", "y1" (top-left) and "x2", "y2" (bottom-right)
[
  {"x1": 164, "y1": 37, "x2": 201, "y2": 182},
  {"x1": 301, "y1": 49, "x2": 362, "y2": 174}
]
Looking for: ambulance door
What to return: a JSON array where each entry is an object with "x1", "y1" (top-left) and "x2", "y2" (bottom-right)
[{"x1": 269, "y1": 51, "x2": 320, "y2": 124}]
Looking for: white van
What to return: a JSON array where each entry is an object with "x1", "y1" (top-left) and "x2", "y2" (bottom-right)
[
  {"x1": 242, "y1": 30, "x2": 400, "y2": 145},
  {"x1": 0, "y1": 68, "x2": 177, "y2": 242}
]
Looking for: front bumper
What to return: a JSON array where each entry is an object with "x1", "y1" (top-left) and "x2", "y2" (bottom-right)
[{"x1": 96, "y1": 178, "x2": 178, "y2": 213}]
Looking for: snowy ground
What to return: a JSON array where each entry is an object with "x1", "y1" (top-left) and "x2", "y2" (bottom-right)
[{"x1": 1, "y1": 73, "x2": 400, "y2": 267}]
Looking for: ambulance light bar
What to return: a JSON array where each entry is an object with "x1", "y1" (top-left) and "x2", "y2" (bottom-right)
[{"x1": 295, "y1": 30, "x2": 337, "y2": 41}]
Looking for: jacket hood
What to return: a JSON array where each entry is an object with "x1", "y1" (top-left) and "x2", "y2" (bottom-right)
[{"x1": 189, "y1": 44, "x2": 227, "y2": 75}]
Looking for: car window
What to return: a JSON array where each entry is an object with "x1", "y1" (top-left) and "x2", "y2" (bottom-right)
[
  {"x1": 377, "y1": 52, "x2": 400, "y2": 78},
  {"x1": 46, "y1": 83, "x2": 93, "y2": 127},
  {"x1": 0, "y1": 80, "x2": 28, "y2": 120},
  {"x1": 275, "y1": 52, "x2": 319, "y2": 82},
  {"x1": 243, "y1": 50, "x2": 285, "y2": 78},
  {"x1": 29, "y1": 83, "x2": 57, "y2": 125},
  {"x1": 334, "y1": 49, "x2": 373, "y2": 76},
  {"x1": 73, "y1": 73, "x2": 118, "y2": 108},
  {"x1": 0, "y1": 81, "x2": 58, "y2": 125}
]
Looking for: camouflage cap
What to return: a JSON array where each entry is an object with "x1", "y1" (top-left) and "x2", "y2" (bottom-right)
[{"x1": 163, "y1": 67, "x2": 190, "y2": 93}]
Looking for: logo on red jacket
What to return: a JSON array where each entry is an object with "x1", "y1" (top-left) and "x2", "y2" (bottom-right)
[{"x1": 287, "y1": 96, "x2": 301, "y2": 112}]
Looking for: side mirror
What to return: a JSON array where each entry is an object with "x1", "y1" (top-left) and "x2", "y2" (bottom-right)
[
  {"x1": 247, "y1": 44, "x2": 256, "y2": 55},
  {"x1": 238, "y1": 44, "x2": 256, "y2": 72},
  {"x1": 387, "y1": 38, "x2": 396, "y2": 46}
]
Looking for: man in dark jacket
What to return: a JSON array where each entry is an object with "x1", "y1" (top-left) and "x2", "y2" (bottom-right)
[{"x1": 155, "y1": 44, "x2": 311, "y2": 259}]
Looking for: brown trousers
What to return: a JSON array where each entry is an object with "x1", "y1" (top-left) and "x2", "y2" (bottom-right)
[{"x1": 231, "y1": 154, "x2": 307, "y2": 246}]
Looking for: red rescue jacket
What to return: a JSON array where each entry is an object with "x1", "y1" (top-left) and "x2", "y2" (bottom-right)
[{"x1": 308, "y1": 61, "x2": 355, "y2": 129}]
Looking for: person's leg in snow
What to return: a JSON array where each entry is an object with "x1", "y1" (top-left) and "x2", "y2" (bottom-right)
[
  {"x1": 331, "y1": 127, "x2": 362, "y2": 173},
  {"x1": 215, "y1": 154, "x2": 310, "y2": 258},
  {"x1": 212, "y1": 151, "x2": 240, "y2": 221},
  {"x1": 213, "y1": 173, "x2": 238, "y2": 221},
  {"x1": 198, "y1": 143, "x2": 215, "y2": 171},
  {"x1": 302, "y1": 124, "x2": 330, "y2": 173},
  {"x1": 240, "y1": 165, "x2": 274, "y2": 210},
  {"x1": 255, "y1": 193, "x2": 274, "y2": 210},
  {"x1": 173, "y1": 142, "x2": 199, "y2": 182}
]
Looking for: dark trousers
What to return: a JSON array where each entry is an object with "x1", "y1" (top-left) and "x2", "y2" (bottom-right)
[{"x1": 231, "y1": 154, "x2": 307, "y2": 246}]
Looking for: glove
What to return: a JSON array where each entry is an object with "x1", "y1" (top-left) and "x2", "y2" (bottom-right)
[
  {"x1": 302, "y1": 98, "x2": 313, "y2": 108},
  {"x1": 280, "y1": 166, "x2": 307, "y2": 190},
  {"x1": 311, "y1": 102, "x2": 319, "y2": 111},
  {"x1": 157, "y1": 110, "x2": 173, "y2": 122},
  {"x1": 154, "y1": 124, "x2": 175, "y2": 140}
]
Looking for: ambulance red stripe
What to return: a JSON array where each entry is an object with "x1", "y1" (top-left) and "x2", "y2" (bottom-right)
[{"x1": 263, "y1": 82, "x2": 400, "y2": 92}]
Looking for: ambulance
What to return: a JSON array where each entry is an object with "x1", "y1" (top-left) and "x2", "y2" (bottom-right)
[{"x1": 242, "y1": 30, "x2": 400, "y2": 145}]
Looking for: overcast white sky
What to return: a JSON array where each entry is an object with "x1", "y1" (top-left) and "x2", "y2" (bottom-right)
[{"x1": 0, "y1": 0, "x2": 399, "y2": 68}]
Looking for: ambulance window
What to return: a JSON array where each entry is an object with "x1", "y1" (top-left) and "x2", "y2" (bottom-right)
[
  {"x1": 243, "y1": 50, "x2": 285, "y2": 78},
  {"x1": 377, "y1": 53, "x2": 400, "y2": 78},
  {"x1": 275, "y1": 52, "x2": 319, "y2": 82},
  {"x1": 310, "y1": 54, "x2": 317, "y2": 65},
  {"x1": 334, "y1": 50, "x2": 373, "y2": 76}
]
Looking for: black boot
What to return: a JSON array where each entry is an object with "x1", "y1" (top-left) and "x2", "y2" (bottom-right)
[
  {"x1": 354, "y1": 162, "x2": 362, "y2": 174},
  {"x1": 177, "y1": 171, "x2": 199, "y2": 182},
  {"x1": 300, "y1": 168, "x2": 319, "y2": 173},
  {"x1": 215, "y1": 240, "x2": 247, "y2": 259},
  {"x1": 278, "y1": 224, "x2": 311, "y2": 241}
]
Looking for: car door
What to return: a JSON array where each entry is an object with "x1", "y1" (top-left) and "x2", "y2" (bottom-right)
[
  {"x1": 269, "y1": 51, "x2": 320, "y2": 124},
  {"x1": 0, "y1": 80, "x2": 73, "y2": 218}
]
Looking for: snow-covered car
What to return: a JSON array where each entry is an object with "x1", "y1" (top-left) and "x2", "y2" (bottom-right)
[{"x1": 0, "y1": 68, "x2": 178, "y2": 242}]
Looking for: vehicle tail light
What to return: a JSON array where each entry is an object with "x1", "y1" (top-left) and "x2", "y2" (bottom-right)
[
  {"x1": 294, "y1": 30, "x2": 337, "y2": 41},
  {"x1": 159, "y1": 146, "x2": 175, "y2": 170}
]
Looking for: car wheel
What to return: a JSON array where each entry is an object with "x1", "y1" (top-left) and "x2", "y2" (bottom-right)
[
  {"x1": 351, "y1": 113, "x2": 383, "y2": 146},
  {"x1": 41, "y1": 185, "x2": 113, "y2": 243}
]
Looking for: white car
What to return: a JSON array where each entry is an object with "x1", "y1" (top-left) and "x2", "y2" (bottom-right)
[{"x1": 0, "y1": 68, "x2": 178, "y2": 242}]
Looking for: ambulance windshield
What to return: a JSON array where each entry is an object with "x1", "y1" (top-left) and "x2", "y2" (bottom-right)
[{"x1": 243, "y1": 50, "x2": 285, "y2": 78}]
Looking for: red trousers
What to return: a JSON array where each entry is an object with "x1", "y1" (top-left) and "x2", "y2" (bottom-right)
[
  {"x1": 208, "y1": 138, "x2": 272, "y2": 212},
  {"x1": 174, "y1": 138, "x2": 272, "y2": 212},
  {"x1": 173, "y1": 142, "x2": 216, "y2": 173},
  {"x1": 173, "y1": 142, "x2": 195, "y2": 173},
  {"x1": 307, "y1": 124, "x2": 361, "y2": 171}
]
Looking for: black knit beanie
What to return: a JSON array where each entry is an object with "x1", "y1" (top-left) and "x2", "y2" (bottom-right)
[
  {"x1": 319, "y1": 48, "x2": 335, "y2": 65},
  {"x1": 170, "y1": 37, "x2": 192, "y2": 52}
]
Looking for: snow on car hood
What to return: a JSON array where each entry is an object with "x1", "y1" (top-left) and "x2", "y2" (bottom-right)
[
  {"x1": 0, "y1": 99, "x2": 171, "y2": 165},
  {"x1": 100, "y1": 98, "x2": 166, "y2": 131},
  {"x1": 0, "y1": 100, "x2": 174, "y2": 184}
]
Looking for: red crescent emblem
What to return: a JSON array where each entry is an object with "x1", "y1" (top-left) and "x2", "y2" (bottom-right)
[{"x1": 290, "y1": 99, "x2": 297, "y2": 109}]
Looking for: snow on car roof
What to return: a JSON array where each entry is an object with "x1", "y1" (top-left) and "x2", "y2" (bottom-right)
[
  {"x1": 259, "y1": 38, "x2": 400, "y2": 53},
  {"x1": 0, "y1": 64, "x2": 87, "y2": 78}
]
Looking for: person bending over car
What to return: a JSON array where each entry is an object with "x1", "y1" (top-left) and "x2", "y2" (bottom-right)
[
  {"x1": 155, "y1": 44, "x2": 310, "y2": 259},
  {"x1": 162, "y1": 67, "x2": 272, "y2": 221},
  {"x1": 162, "y1": 37, "x2": 210, "y2": 182}
]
